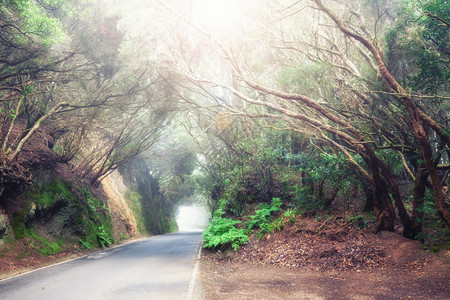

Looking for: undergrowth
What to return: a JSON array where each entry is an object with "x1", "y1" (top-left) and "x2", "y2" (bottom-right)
[
  {"x1": 77, "y1": 187, "x2": 114, "y2": 248},
  {"x1": 246, "y1": 197, "x2": 282, "y2": 230},
  {"x1": 203, "y1": 197, "x2": 291, "y2": 251},
  {"x1": 256, "y1": 208, "x2": 302, "y2": 240},
  {"x1": 203, "y1": 207, "x2": 248, "y2": 251}
]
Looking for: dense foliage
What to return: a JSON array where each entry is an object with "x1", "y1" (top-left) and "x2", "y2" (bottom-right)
[
  {"x1": 185, "y1": 0, "x2": 449, "y2": 248},
  {"x1": 203, "y1": 204, "x2": 248, "y2": 251},
  {"x1": 0, "y1": 0, "x2": 449, "y2": 254}
]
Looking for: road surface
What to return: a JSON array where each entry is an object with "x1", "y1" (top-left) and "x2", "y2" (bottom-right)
[{"x1": 0, "y1": 231, "x2": 203, "y2": 299}]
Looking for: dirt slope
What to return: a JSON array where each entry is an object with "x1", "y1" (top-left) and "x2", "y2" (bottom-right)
[
  {"x1": 200, "y1": 217, "x2": 450, "y2": 299},
  {"x1": 101, "y1": 171, "x2": 138, "y2": 240}
]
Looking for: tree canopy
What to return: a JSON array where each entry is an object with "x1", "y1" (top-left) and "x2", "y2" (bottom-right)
[{"x1": 0, "y1": 0, "x2": 448, "y2": 243}]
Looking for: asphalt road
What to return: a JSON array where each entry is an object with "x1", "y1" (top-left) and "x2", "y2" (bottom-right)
[{"x1": 0, "y1": 231, "x2": 203, "y2": 300}]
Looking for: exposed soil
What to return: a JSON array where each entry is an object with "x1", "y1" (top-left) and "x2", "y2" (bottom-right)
[
  {"x1": 101, "y1": 171, "x2": 139, "y2": 240},
  {"x1": 200, "y1": 216, "x2": 450, "y2": 299},
  {"x1": 1, "y1": 213, "x2": 448, "y2": 299}
]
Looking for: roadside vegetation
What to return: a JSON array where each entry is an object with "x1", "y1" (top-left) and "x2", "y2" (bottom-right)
[
  {"x1": 0, "y1": 0, "x2": 179, "y2": 270},
  {"x1": 10, "y1": 177, "x2": 113, "y2": 253},
  {"x1": 201, "y1": 128, "x2": 449, "y2": 253},
  {"x1": 0, "y1": 0, "x2": 448, "y2": 284},
  {"x1": 188, "y1": 0, "x2": 450, "y2": 254}
]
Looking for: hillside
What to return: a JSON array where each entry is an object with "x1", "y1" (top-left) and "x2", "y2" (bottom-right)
[
  {"x1": 201, "y1": 213, "x2": 450, "y2": 299},
  {"x1": 0, "y1": 123, "x2": 175, "y2": 279}
]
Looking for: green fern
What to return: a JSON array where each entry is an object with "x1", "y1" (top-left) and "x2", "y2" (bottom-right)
[
  {"x1": 246, "y1": 198, "x2": 282, "y2": 230},
  {"x1": 203, "y1": 216, "x2": 248, "y2": 251}
]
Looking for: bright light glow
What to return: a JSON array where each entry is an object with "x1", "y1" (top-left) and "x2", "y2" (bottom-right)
[
  {"x1": 176, "y1": 205, "x2": 210, "y2": 231},
  {"x1": 190, "y1": 0, "x2": 243, "y2": 30}
]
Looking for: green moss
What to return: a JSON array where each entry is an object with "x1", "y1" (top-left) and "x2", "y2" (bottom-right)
[
  {"x1": 158, "y1": 209, "x2": 165, "y2": 231},
  {"x1": 11, "y1": 200, "x2": 35, "y2": 239},
  {"x1": 18, "y1": 229, "x2": 64, "y2": 257},
  {"x1": 158, "y1": 211, "x2": 177, "y2": 233},
  {"x1": 25, "y1": 178, "x2": 75, "y2": 210},
  {"x1": 12, "y1": 215, "x2": 26, "y2": 239},
  {"x1": 12, "y1": 178, "x2": 77, "y2": 240},
  {"x1": 124, "y1": 188, "x2": 174, "y2": 235},
  {"x1": 124, "y1": 189, "x2": 147, "y2": 234},
  {"x1": 166, "y1": 218, "x2": 178, "y2": 233},
  {"x1": 12, "y1": 177, "x2": 114, "y2": 250}
]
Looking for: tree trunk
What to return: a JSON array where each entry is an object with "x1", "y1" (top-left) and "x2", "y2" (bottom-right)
[
  {"x1": 409, "y1": 164, "x2": 428, "y2": 240},
  {"x1": 8, "y1": 104, "x2": 66, "y2": 161},
  {"x1": 365, "y1": 154, "x2": 395, "y2": 232},
  {"x1": 362, "y1": 185, "x2": 375, "y2": 212}
]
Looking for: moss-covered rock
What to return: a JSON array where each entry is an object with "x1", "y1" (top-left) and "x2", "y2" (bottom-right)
[
  {"x1": 119, "y1": 159, "x2": 175, "y2": 235},
  {"x1": 9, "y1": 177, "x2": 114, "y2": 251}
]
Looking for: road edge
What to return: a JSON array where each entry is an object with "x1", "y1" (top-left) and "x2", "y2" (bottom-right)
[
  {"x1": 185, "y1": 241, "x2": 203, "y2": 300},
  {"x1": 0, "y1": 236, "x2": 150, "y2": 282}
]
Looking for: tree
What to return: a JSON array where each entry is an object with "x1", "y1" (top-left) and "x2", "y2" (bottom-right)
[
  {"x1": 0, "y1": 0, "x2": 177, "y2": 195},
  {"x1": 0, "y1": 0, "x2": 73, "y2": 194},
  {"x1": 153, "y1": 0, "x2": 449, "y2": 236}
]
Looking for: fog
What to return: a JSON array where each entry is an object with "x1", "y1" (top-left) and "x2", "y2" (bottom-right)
[{"x1": 176, "y1": 205, "x2": 210, "y2": 231}]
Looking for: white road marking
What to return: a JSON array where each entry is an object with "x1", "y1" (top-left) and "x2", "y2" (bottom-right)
[
  {"x1": 0, "y1": 237, "x2": 148, "y2": 282},
  {"x1": 185, "y1": 243, "x2": 202, "y2": 300}
]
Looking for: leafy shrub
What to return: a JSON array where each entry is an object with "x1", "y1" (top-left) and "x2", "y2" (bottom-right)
[
  {"x1": 255, "y1": 208, "x2": 301, "y2": 240},
  {"x1": 76, "y1": 187, "x2": 114, "y2": 248},
  {"x1": 203, "y1": 209, "x2": 248, "y2": 251},
  {"x1": 246, "y1": 198, "x2": 282, "y2": 230},
  {"x1": 283, "y1": 209, "x2": 301, "y2": 224},
  {"x1": 348, "y1": 215, "x2": 368, "y2": 229}
]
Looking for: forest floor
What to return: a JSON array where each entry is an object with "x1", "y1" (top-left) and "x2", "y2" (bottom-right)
[{"x1": 200, "y1": 215, "x2": 450, "y2": 300}]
